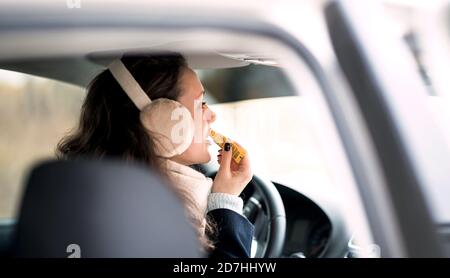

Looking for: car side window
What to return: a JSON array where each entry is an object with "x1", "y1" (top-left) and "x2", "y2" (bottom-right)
[{"x1": 0, "y1": 69, "x2": 85, "y2": 219}]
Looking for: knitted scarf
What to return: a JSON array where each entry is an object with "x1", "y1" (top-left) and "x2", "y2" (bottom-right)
[{"x1": 164, "y1": 159, "x2": 213, "y2": 234}]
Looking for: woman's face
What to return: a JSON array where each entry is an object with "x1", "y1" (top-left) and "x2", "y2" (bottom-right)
[{"x1": 172, "y1": 67, "x2": 216, "y2": 165}]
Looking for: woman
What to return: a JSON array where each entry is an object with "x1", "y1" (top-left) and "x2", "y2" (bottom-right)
[{"x1": 57, "y1": 53, "x2": 254, "y2": 258}]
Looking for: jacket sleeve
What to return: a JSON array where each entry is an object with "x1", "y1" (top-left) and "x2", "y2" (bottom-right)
[{"x1": 207, "y1": 208, "x2": 254, "y2": 258}]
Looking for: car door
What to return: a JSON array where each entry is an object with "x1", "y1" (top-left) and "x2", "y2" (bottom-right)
[{"x1": 324, "y1": 0, "x2": 450, "y2": 257}]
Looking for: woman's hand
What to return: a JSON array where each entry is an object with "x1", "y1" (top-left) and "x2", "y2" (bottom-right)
[{"x1": 212, "y1": 142, "x2": 252, "y2": 196}]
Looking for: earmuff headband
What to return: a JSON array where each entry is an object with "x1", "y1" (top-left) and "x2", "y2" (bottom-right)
[
  {"x1": 108, "y1": 60, "x2": 152, "y2": 111},
  {"x1": 107, "y1": 58, "x2": 195, "y2": 158}
]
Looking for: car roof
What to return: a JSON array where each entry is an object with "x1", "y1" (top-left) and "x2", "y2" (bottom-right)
[
  {"x1": 0, "y1": 0, "x2": 298, "y2": 87},
  {"x1": 0, "y1": 0, "x2": 423, "y2": 87}
]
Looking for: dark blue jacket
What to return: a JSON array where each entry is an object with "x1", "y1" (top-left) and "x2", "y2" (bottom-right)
[{"x1": 207, "y1": 209, "x2": 254, "y2": 258}]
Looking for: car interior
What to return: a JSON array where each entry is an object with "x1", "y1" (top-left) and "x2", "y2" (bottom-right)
[
  {"x1": 0, "y1": 44, "x2": 354, "y2": 258},
  {"x1": 1, "y1": 0, "x2": 449, "y2": 259}
]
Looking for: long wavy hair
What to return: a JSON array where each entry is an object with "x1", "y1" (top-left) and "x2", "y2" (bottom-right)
[{"x1": 56, "y1": 53, "x2": 215, "y2": 251}]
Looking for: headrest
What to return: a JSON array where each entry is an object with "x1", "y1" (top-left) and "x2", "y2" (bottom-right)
[{"x1": 12, "y1": 159, "x2": 202, "y2": 258}]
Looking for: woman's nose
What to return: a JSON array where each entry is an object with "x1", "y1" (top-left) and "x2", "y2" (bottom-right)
[{"x1": 205, "y1": 107, "x2": 216, "y2": 123}]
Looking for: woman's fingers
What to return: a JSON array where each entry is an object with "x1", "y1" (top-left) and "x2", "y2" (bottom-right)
[
  {"x1": 217, "y1": 145, "x2": 249, "y2": 172},
  {"x1": 217, "y1": 143, "x2": 232, "y2": 173},
  {"x1": 238, "y1": 154, "x2": 251, "y2": 169},
  {"x1": 233, "y1": 154, "x2": 252, "y2": 183},
  {"x1": 212, "y1": 142, "x2": 251, "y2": 196},
  {"x1": 217, "y1": 142, "x2": 250, "y2": 173}
]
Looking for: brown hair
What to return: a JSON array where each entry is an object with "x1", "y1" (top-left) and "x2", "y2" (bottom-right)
[{"x1": 56, "y1": 53, "x2": 215, "y2": 251}]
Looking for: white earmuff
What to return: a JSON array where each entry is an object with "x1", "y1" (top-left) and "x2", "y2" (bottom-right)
[{"x1": 108, "y1": 59, "x2": 194, "y2": 158}]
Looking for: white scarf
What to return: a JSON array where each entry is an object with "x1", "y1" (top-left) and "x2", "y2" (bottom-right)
[{"x1": 164, "y1": 159, "x2": 213, "y2": 232}]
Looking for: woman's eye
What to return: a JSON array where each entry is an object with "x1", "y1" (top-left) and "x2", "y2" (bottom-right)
[{"x1": 202, "y1": 101, "x2": 207, "y2": 107}]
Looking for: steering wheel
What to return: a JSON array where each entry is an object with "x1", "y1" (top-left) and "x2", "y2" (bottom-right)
[{"x1": 207, "y1": 172, "x2": 286, "y2": 258}]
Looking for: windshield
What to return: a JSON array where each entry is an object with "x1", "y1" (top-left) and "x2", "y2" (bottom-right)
[{"x1": 208, "y1": 96, "x2": 333, "y2": 192}]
